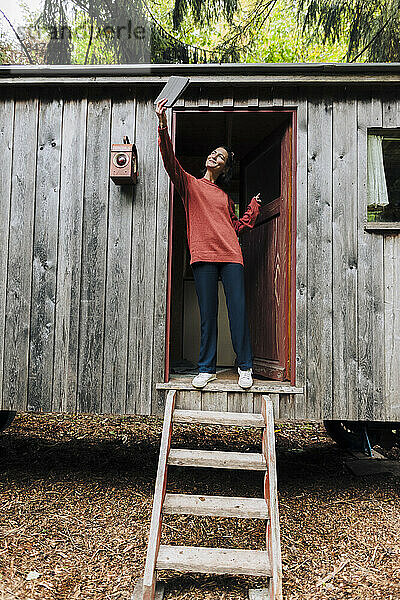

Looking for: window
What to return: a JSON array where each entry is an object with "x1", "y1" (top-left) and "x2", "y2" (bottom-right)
[{"x1": 367, "y1": 132, "x2": 400, "y2": 222}]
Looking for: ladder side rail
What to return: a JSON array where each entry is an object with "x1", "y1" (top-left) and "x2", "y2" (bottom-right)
[
  {"x1": 262, "y1": 394, "x2": 283, "y2": 600},
  {"x1": 142, "y1": 389, "x2": 177, "y2": 600}
]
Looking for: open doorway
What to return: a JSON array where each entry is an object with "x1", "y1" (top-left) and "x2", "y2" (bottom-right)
[{"x1": 166, "y1": 109, "x2": 296, "y2": 384}]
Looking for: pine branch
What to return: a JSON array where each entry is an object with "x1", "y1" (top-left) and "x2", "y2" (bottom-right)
[{"x1": 348, "y1": 3, "x2": 400, "y2": 61}]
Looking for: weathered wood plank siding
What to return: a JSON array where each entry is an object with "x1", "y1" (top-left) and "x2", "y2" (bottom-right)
[
  {"x1": 382, "y1": 91, "x2": 400, "y2": 421},
  {"x1": 53, "y1": 93, "x2": 87, "y2": 414},
  {"x1": 102, "y1": 91, "x2": 135, "y2": 415},
  {"x1": 283, "y1": 88, "x2": 307, "y2": 420},
  {"x1": 3, "y1": 93, "x2": 38, "y2": 413},
  {"x1": 0, "y1": 87, "x2": 165, "y2": 416},
  {"x1": 125, "y1": 91, "x2": 160, "y2": 415},
  {"x1": 0, "y1": 93, "x2": 14, "y2": 414},
  {"x1": 306, "y1": 87, "x2": 396, "y2": 421},
  {"x1": 356, "y1": 94, "x2": 384, "y2": 421},
  {"x1": 77, "y1": 88, "x2": 111, "y2": 414},
  {"x1": 306, "y1": 91, "x2": 333, "y2": 421},
  {"x1": 0, "y1": 81, "x2": 399, "y2": 421},
  {"x1": 30, "y1": 94, "x2": 63, "y2": 413},
  {"x1": 332, "y1": 90, "x2": 359, "y2": 420}
]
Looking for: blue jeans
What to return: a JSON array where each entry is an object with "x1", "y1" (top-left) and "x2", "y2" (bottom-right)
[{"x1": 191, "y1": 261, "x2": 253, "y2": 374}]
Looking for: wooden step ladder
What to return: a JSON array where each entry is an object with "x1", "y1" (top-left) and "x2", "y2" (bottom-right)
[{"x1": 133, "y1": 390, "x2": 282, "y2": 600}]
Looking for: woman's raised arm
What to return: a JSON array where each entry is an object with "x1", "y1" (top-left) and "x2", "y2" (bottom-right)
[{"x1": 156, "y1": 98, "x2": 190, "y2": 201}]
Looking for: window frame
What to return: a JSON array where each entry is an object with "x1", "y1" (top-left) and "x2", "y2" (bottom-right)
[{"x1": 365, "y1": 127, "x2": 400, "y2": 233}]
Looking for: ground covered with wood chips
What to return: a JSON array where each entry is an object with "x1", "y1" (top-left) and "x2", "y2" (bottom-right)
[{"x1": 0, "y1": 413, "x2": 399, "y2": 600}]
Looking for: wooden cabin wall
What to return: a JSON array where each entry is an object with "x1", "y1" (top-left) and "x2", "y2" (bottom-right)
[
  {"x1": 0, "y1": 81, "x2": 399, "y2": 421},
  {"x1": 305, "y1": 86, "x2": 400, "y2": 422},
  {"x1": 0, "y1": 86, "x2": 169, "y2": 417}
]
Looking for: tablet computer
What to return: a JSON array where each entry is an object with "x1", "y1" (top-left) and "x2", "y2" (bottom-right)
[{"x1": 154, "y1": 76, "x2": 190, "y2": 108}]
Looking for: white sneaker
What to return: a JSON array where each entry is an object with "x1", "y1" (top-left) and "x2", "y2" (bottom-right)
[
  {"x1": 191, "y1": 372, "x2": 217, "y2": 388},
  {"x1": 238, "y1": 367, "x2": 253, "y2": 389}
]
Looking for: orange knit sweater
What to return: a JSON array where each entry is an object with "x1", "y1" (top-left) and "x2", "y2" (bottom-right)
[{"x1": 158, "y1": 124, "x2": 260, "y2": 266}]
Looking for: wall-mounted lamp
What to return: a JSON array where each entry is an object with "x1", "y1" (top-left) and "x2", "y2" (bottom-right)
[{"x1": 110, "y1": 136, "x2": 138, "y2": 185}]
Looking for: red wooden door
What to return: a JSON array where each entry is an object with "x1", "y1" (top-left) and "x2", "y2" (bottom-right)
[{"x1": 240, "y1": 119, "x2": 293, "y2": 381}]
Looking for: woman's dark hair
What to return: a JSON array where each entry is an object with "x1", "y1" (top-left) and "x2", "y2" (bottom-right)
[{"x1": 200, "y1": 145, "x2": 235, "y2": 190}]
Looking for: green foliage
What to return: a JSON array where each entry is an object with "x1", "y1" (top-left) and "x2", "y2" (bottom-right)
[
  {"x1": 145, "y1": 0, "x2": 233, "y2": 52},
  {"x1": 70, "y1": 12, "x2": 118, "y2": 64},
  {"x1": 3, "y1": 0, "x2": 374, "y2": 64},
  {"x1": 297, "y1": 0, "x2": 400, "y2": 62},
  {"x1": 170, "y1": 0, "x2": 238, "y2": 31},
  {"x1": 148, "y1": 0, "x2": 349, "y2": 62},
  {"x1": 240, "y1": 0, "x2": 349, "y2": 62}
]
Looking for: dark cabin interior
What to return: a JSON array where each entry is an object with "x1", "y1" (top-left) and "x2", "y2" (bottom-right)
[{"x1": 168, "y1": 110, "x2": 289, "y2": 379}]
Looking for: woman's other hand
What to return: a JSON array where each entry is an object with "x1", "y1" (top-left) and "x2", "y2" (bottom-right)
[
  {"x1": 254, "y1": 193, "x2": 262, "y2": 205},
  {"x1": 156, "y1": 97, "x2": 168, "y2": 128}
]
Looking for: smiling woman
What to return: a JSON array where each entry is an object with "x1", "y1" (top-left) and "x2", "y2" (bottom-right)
[
  {"x1": 155, "y1": 97, "x2": 262, "y2": 390},
  {"x1": 201, "y1": 146, "x2": 235, "y2": 189}
]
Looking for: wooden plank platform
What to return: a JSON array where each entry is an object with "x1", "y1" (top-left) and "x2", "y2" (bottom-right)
[
  {"x1": 157, "y1": 368, "x2": 303, "y2": 394},
  {"x1": 157, "y1": 380, "x2": 303, "y2": 393},
  {"x1": 156, "y1": 546, "x2": 271, "y2": 576}
]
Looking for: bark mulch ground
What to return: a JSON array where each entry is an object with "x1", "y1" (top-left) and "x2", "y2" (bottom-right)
[{"x1": 0, "y1": 413, "x2": 399, "y2": 600}]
